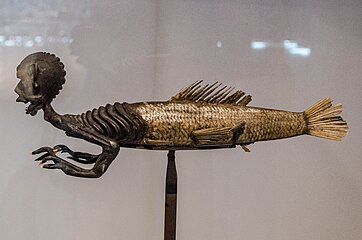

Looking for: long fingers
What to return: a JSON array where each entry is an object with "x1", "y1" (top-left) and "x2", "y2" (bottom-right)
[
  {"x1": 53, "y1": 145, "x2": 74, "y2": 155},
  {"x1": 32, "y1": 147, "x2": 56, "y2": 156}
]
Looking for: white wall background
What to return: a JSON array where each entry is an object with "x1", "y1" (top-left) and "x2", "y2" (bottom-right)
[{"x1": 0, "y1": 1, "x2": 361, "y2": 239}]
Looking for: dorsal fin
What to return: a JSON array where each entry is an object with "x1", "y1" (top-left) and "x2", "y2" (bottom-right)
[{"x1": 170, "y1": 80, "x2": 252, "y2": 106}]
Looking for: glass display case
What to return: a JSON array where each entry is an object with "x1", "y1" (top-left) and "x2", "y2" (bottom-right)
[{"x1": 0, "y1": 1, "x2": 361, "y2": 239}]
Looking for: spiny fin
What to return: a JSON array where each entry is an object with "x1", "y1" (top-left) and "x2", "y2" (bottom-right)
[
  {"x1": 170, "y1": 80, "x2": 252, "y2": 106},
  {"x1": 240, "y1": 145, "x2": 251, "y2": 152}
]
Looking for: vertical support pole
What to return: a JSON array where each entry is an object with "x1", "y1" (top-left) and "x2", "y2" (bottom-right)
[{"x1": 164, "y1": 150, "x2": 177, "y2": 240}]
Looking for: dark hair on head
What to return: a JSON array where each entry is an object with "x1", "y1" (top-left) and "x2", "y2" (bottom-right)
[{"x1": 19, "y1": 52, "x2": 66, "y2": 102}]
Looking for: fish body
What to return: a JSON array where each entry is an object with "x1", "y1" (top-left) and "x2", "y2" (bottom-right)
[
  {"x1": 131, "y1": 101, "x2": 306, "y2": 150},
  {"x1": 126, "y1": 80, "x2": 347, "y2": 150}
]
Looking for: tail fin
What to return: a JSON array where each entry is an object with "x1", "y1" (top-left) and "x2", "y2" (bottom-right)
[{"x1": 304, "y1": 98, "x2": 348, "y2": 140}]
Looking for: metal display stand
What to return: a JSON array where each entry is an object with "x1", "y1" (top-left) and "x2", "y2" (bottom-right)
[{"x1": 164, "y1": 150, "x2": 177, "y2": 240}]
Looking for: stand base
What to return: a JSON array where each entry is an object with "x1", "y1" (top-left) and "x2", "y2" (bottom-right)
[
  {"x1": 164, "y1": 150, "x2": 177, "y2": 240},
  {"x1": 165, "y1": 193, "x2": 177, "y2": 240}
]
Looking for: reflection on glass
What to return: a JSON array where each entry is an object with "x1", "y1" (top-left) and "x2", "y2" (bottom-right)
[
  {"x1": 0, "y1": 0, "x2": 93, "y2": 49},
  {"x1": 251, "y1": 39, "x2": 311, "y2": 58},
  {"x1": 0, "y1": 35, "x2": 74, "y2": 48},
  {"x1": 216, "y1": 40, "x2": 223, "y2": 48},
  {"x1": 283, "y1": 40, "x2": 298, "y2": 49},
  {"x1": 289, "y1": 47, "x2": 311, "y2": 57},
  {"x1": 251, "y1": 41, "x2": 267, "y2": 49}
]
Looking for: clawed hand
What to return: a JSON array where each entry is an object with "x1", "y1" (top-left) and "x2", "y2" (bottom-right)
[
  {"x1": 32, "y1": 145, "x2": 98, "y2": 177},
  {"x1": 32, "y1": 145, "x2": 71, "y2": 170},
  {"x1": 32, "y1": 144, "x2": 98, "y2": 170}
]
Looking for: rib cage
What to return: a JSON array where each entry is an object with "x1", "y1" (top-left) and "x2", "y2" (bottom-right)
[{"x1": 75, "y1": 102, "x2": 146, "y2": 142}]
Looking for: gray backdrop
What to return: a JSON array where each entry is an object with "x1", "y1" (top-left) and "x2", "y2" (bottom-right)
[{"x1": 0, "y1": 0, "x2": 361, "y2": 239}]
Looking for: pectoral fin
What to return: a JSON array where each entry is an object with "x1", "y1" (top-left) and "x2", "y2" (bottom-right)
[{"x1": 191, "y1": 122, "x2": 245, "y2": 146}]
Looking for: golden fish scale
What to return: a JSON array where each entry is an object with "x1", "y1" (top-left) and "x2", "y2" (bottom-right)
[
  {"x1": 132, "y1": 102, "x2": 307, "y2": 146},
  {"x1": 238, "y1": 107, "x2": 307, "y2": 144}
]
